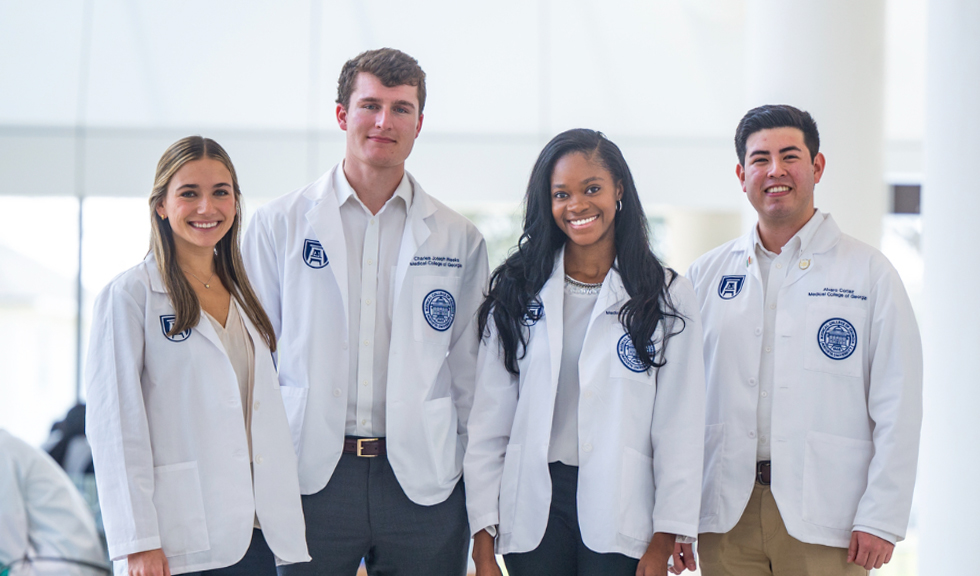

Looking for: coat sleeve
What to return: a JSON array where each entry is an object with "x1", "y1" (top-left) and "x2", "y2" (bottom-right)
[
  {"x1": 648, "y1": 276, "x2": 706, "y2": 540},
  {"x1": 446, "y1": 231, "x2": 489, "y2": 449},
  {"x1": 242, "y1": 209, "x2": 283, "y2": 340},
  {"x1": 84, "y1": 283, "x2": 160, "y2": 560},
  {"x1": 462, "y1": 317, "x2": 520, "y2": 537},
  {"x1": 853, "y1": 261, "x2": 922, "y2": 540}
]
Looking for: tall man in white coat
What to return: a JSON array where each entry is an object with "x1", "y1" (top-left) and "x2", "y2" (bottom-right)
[
  {"x1": 682, "y1": 105, "x2": 922, "y2": 575},
  {"x1": 242, "y1": 48, "x2": 489, "y2": 575}
]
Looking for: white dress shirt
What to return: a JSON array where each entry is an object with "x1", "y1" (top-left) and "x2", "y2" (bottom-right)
[{"x1": 336, "y1": 167, "x2": 412, "y2": 437}]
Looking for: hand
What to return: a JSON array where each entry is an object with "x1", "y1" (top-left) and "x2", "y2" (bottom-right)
[
  {"x1": 847, "y1": 531, "x2": 894, "y2": 570},
  {"x1": 472, "y1": 529, "x2": 503, "y2": 576},
  {"x1": 636, "y1": 532, "x2": 675, "y2": 576},
  {"x1": 127, "y1": 549, "x2": 170, "y2": 576},
  {"x1": 669, "y1": 541, "x2": 697, "y2": 574}
]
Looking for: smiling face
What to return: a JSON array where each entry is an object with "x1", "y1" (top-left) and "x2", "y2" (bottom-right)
[
  {"x1": 550, "y1": 152, "x2": 623, "y2": 251},
  {"x1": 154, "y1": 157, "x2": 236, "y2": 255},
  {"x1": 337, "y1": 72, "x2": 423, "y2": 174},
  {"x1": 737, "y1": 126, "x2": 825, "y2": 233}
]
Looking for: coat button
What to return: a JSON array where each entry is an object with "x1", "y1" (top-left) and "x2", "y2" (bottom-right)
[
  {"x1": 748, "y1": 431, "x2": 756, "y2": 439},
  {"x1": 255, "y1": 455, "x2": 264, "y2": 465},
  {"x1": 748, "y1": 377, "x2": 757, "y2": 386},
  {"x1": 755, "y1": 328, "x2": 762, "y2": 336},
  {"x1": 333, "y1": 388, "x2": 342, "y2": 397}
]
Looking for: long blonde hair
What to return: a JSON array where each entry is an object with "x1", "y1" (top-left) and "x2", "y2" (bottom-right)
[{"x1": 149, "y1": 136, "x2": 277, "y2": 352}]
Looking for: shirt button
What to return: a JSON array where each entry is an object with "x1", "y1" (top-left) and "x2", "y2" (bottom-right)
[
  {"x1": 362, "y1": 380, "x2": 369, "y2": 387},
  {"x1": 748, "y1": 431, "x2": 756, "y2": 439},
  {"x1": 765, "y1": 346, "x2": 772, "y2": 353},
  {"x1": 760, "y1": 435, "x2": 769, "y2": 445},
  {"x1": 755, "y1": 328, "x2": 762, "y2": 336},
  {"x1": 255, "y1": 455, "x2": 264, "y2": 465},
  {"x1": 364, "y1": 340, "x2": 370, "y2": 346},
  {"x1": 333, "y1": 388, "x2": 342, "y2": 397},
  {"x1": 760, "y1": 391, "x2": 768, "y2": 398},
  {"x1": 253, "y1": 401, "x2": 260, "y2": 411},
  {"x1": 583, "y1": 443, "x2": 593, "y2": 453},
  {"x1": 748, "y1": 378, "x2": 757, "y2": 386},
  {"x1": 370, "y1": 219, "x2": 376, "y2": 226},
  {"x1": 769, "y1": 303, "x2": 776, "y2": 310},
  {"x1": 367, "y1": 259, "x2": 374, "y2": 265},
  {"x1": 361, "y1": 419, "x2": 367, "y2": 426},
  {"x1": 365, "y1": 298, "x2": 372, "y2": 305},
  {"x1": 775, "y1": 263, "x2": 782, "y2": 269}
]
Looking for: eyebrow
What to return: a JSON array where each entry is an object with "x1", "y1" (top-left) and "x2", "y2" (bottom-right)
[
  {"x1": 358, "y1": 96, "x2": 417, "y2": 111},
  {"x1": 552, "y1": 176, "x2": 605, "y2": 189},
  {"x1": 749, "y1": 145, "x2": 802, "y2": 158},
  {"x1": 176, "y1": 182, "x2": 231, "y2": 191}
]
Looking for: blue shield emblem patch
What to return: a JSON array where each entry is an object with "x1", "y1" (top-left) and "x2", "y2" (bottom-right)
[
  {"x1": 423, "y1": 289, "x2": 456, "y2": 332},
  {"x1": 617, "y1": 333, "x2": 655, "y2": 373},
  {"x1": 303, "y1": 239, "x2": 329, "y2": 269},
  {"x1": 718, "y1": 275, "x2": 745, "y2": 300},
  {"x1": 159, "y1": 315, "x2": 191, "y2": 342},
  {"x1": 817, "y1": 318, "x2": 857, "y2": 360},
  {"x1": 522, "y1": 301, "x2": 544, "y2": 326}
]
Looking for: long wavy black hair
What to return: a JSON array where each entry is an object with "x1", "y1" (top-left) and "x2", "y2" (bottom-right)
[{"x1": 477, "y1": 128, "x2": 684, "y2": 375}]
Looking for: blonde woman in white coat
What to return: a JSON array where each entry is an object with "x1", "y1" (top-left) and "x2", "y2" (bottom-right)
[
  {"x1": 86, "y1": 137, "x2": 309, "y2": 576},
  {"x1": 465, "y1": 129, "x2": 706, "y2": 576}
]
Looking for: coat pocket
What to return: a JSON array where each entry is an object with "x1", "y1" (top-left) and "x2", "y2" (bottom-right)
[
  {"x1": 801, "y1": 431, "x2": 873, "y2": 529},
  {"x1": 278, "y1": 386, "x2": 309, "y2": 458},
  {"x1": 153, "y1": 461, "x2": 211, "y2": 556},
  {"x1": 700, "y1": 423, "x2": 726, "y2": 521},
  {"x1": 423, "y1": 396, "x2": 461, "y2": 484},
  {"x1": 618, "y1": 447, "x2": 655, "y2": 542},
  {"x1": 498, "y1": 444, "x2": 522, "y2": 535}
]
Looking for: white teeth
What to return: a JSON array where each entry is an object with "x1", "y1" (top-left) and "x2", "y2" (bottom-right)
[
  {"x1": 570, "y1": 215, "x2": 598, "y2": 226},
  {"x1": 191, "y1": 222, "x2": 218, "y2": 229},
  {"x1": 766, "y1": 186, "x2": 790, "y2": 193}
]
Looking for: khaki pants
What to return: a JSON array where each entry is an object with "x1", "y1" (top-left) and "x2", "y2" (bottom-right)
[{"x1": 699, "y1": 483, "x2": 867, "y2": 576}]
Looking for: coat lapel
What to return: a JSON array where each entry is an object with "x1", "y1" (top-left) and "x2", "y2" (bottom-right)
[
  {"x1": 540, "y1": 250, "x2": 565, "y2": 396},
  {"x1": 304, "y1": 166, "x2": 350, "y2": 319},
  {"x1": 393, "y1": 175, "x2": 436, "y2": 306}
]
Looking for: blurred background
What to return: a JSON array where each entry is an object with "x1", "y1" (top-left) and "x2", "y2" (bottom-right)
[{"x1": 1, "y1": 1, "x2": 976, "y2": 575}]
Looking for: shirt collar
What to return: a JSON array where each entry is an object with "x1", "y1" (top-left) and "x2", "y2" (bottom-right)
[
  {"x1": 752, "y1": 209, "x2": 827, "y2": 257},
  {"x1": 334, "y1": 164, "x2": 414, "y2": 214}
]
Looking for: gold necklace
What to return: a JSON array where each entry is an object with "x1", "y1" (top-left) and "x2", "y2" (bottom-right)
[{"x1": 184, "y1": 268, "x2": 216, "y2": 289}]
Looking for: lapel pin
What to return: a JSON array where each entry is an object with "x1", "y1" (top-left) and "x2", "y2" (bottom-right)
[{"x1": 799, "y1": 258, "x2": 811, "y2": 270}]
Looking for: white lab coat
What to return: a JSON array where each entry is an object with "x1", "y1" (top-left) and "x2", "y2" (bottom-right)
[
  {"x1": 0, "y1": 429, "x2": 104, "y2": 575},
  {"x1": 85, "y1": 256, "x2": 310, "y2": 574},
  {"x1": 464, "y1": 251, "x2": 706, "y2": 559},
  {"x1": 241, "y1": 164, "x2": 489, "y2": 505},
  {"x1": 687, "y1": 213, "x2": 922, "y2": 548}
]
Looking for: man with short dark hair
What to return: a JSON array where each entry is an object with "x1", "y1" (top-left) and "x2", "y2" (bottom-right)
[
  {"x1": 243, "y1": 48, "x2": 488, "y2": 575},
  {"x1": 680, "y1": 105, "x2": 922, "y2": 575}
]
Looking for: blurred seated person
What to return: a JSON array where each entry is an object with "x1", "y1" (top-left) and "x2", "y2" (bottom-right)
[
  {"x1": 0, "y1": 428, "x2": 106, "y2": 575},
  {"x1": 43, "y1": 404, "x2": 94, "y2": 476}
]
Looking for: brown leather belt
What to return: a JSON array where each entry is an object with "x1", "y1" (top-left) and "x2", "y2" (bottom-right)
[
  {"x1": 343, "y1": 437, "x2": 386, "y2": 458},
  {"x1": 757, "y1": 460, "x2": 771, "y2": 485}
]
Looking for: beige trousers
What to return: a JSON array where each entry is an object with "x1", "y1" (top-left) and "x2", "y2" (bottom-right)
[{"x1": 699, "y1": 483, "x2": 867, "y2": 576}]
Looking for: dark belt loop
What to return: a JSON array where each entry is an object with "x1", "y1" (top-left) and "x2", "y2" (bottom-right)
[{"x1": 756, "y1": 460, "x2": 771, "y2": 485}]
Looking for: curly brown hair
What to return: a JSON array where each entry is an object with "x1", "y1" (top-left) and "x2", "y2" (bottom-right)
[{"x1": 336, "y1": 48, "x2": 426, "y2": 113}]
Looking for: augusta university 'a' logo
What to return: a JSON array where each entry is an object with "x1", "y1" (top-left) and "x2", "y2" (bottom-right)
[
  {"x1": 303, "y1": 239, "x2": 328, "y2": 268},
  {"x1": 423, "y1": 289, "x2": 456, "y2": 332},
  {"x1": 718, "y1": 275, "x2": 745, "y2": 300},
  {"x1": 160, "y1": 315, "x2": 191, "y2": 342},
  {"x1": 522, "y1": 301, "x2": 544, "y2": 326}
]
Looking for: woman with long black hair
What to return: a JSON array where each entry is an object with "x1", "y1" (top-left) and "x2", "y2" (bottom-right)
[{"x1": 464, "y1": 129, "x2": 706, "y2": 576}]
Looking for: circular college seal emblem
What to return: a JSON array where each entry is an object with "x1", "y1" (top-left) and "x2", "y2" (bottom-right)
[
  {"x1": 617, "y1": 333, "x2": 654, "y2": 373},
  {"x1": 423, "y1": 289, "x2": 456, "y2": 332},
  {"x1": 817, "y1": 317, "x2": 857, "y2": 360}
]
